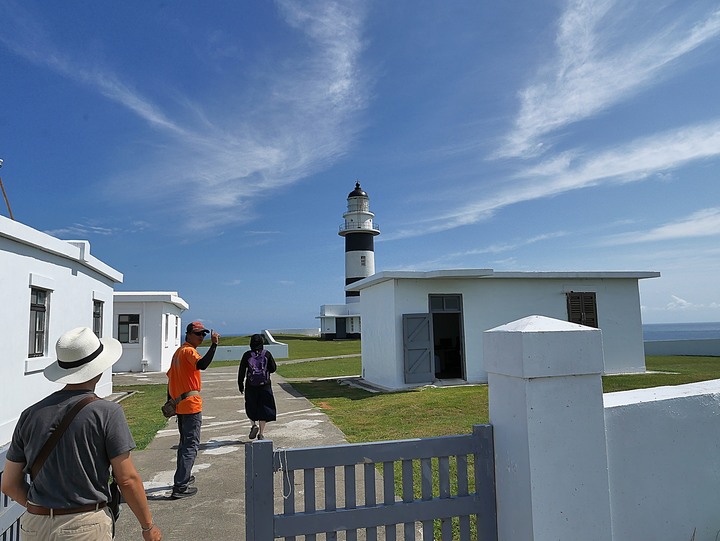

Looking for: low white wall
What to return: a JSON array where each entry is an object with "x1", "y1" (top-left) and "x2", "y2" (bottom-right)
[
  {"x1": 269, "y1": 328, "x2": 320, "y2": 336},
  {"x1": 197, "y1": 343, "x2": 289, "y2": 361},
  {"x1": 604, "y1": 381, "x2": 720, "y2": 541},
  {"x1": 485, "y1": 315, "x2": 720, "y2": 540},
  {"x1": 644, "y1": 339, "x2": 720, "y2": 356}
]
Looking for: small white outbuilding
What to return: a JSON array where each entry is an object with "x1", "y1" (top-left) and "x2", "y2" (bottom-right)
[
  {"x1": 112, "y1": 291, "x2": 189, "y2": 373},
  {"x1": 348, "y1": 269, "x2": 660, "y2": 391},
  {"x1": 0, "y1": 215, "x2": 122, "y2": 446}
]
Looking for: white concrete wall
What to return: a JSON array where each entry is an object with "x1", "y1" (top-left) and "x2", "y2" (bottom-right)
[
  {"x1": 482, "y1": 314, "x2": 720, "y2": 540},
  {"x1": 360, "y1": 276, "x2": 647, "y2": 390},
  {"x1": 359, "y1": 279, "x2": 400, "y2": 387},
  {"x1": 604, "y1": 381, "x2": 720, "y2": 541},
  {"x1": 644, "y1": 339, "x2": 720, "y2": 357},
  {"x1": 0, "y1": 216, "x2": 121, "y2": 446}
]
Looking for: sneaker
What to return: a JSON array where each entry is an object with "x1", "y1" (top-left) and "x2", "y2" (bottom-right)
[
  {"x1": 171, "y1": 486, "x2": 198, "y2": 499},
  {"x1": 188, "y1": 475, "x2": 195, "y2": 485},
  {"x1": 249, "y1": 425, "x2": 259, "y2": 439},
  {"x1": 257, "y1": 434, "x2": 264, "y2": 440}
]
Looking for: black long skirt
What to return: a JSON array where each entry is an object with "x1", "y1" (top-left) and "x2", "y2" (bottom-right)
[{"x1": 244, "y1": 383, "x2": 277, "y2": 422}]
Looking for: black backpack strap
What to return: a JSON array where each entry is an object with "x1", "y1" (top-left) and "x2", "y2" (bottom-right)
[{"x1": 31, "y1": 394, "x2": 100, "y2": 480}]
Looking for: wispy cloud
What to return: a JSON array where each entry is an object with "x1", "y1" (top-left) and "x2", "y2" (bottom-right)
[
  {"x1": 600, "y1": 207, "x2": 720, "y2": 245},
  {"x1": 43, "y1": 221, "x2": 149, "y2": 237},
  {"x1": 388, "y1": 119, "x2": 720, "y2": 240},
  {"x1": 499, "y1": 0, "x2": 720, "y2": 158},
  {"x1": 388, "y1": 232, "x2": 567, "y2": 271},
  {"x1": 663, "y1": 294, "x2": 720, "y2": 312},
  {"x1": 0, "y1": 0, "x2": 370, "y2": 232}
]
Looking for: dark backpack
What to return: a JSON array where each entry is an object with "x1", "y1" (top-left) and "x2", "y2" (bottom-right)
[{"x1": 247, "y1": 350, "x2": 269, "y2": 386}]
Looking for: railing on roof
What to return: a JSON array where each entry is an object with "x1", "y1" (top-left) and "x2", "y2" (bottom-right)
[{"x1": 338, "y1": 222, "x2": 380, "y2": 233}]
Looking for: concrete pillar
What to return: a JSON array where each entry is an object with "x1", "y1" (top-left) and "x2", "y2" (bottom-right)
[{"x1": 484, "y1": 315, "x2": 612, "y2": 541}]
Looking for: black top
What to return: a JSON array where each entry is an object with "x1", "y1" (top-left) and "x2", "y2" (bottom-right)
[{"x1": 348, "y1": 181, "x2": 367, "y2": 198}]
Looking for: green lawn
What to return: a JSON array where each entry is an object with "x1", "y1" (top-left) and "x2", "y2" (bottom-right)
[
  {"x1": 117, "y1": 354, "x2": 720, "y2": 449},
  {"x1": 213, "y1": 334, "x2": 362, "y2": 361}
]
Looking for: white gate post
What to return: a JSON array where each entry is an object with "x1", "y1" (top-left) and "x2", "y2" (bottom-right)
[{"x1": 484, "y1": 315, "x2": 612, "y2": 541}]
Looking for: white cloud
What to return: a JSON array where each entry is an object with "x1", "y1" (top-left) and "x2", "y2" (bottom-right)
[
  {"x1": 499, "y1": 0, "x2": 720, "y2": 158},
  {"x1": 1, "y1": 1, "x2": 370, "y2": 233},
  {"x1": 388, "y1": 120, "x2": 720, "y2": 240},
  {"x1": 601, "y1": 207, "x2": 720, "y2": 245}
]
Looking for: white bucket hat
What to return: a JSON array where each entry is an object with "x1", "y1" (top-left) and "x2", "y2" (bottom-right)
[{"x1": 44, "y1": 327, "x2": 123, "y2": 384}]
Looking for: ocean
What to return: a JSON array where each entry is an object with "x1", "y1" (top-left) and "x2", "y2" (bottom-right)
[{"x1": 642, "y1": 321, "x2": 720, "y2": 341}]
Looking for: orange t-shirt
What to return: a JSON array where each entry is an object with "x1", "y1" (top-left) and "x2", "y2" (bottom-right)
[{"x1": 167, "y1": 342, "x2": 203, "y2": 415}]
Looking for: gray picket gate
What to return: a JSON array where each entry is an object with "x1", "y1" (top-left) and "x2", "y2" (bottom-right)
[{"x1": 246, "y1": 424, "x2": 496, "y2": 540}]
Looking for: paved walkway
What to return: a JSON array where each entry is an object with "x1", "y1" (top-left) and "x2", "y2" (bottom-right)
[{"x1": 112, "y1": 366, "x2": 349, "y2": 540}]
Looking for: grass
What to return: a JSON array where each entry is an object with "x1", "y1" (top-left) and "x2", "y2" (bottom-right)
[
  {"x1": 275, "y1": 356, "x2": 361, "y2": 378},
  {"x1": 602, "y1": 355, "x2": 720, "y2": 392},
  {"x1": 115, "y1": 384, "x2": 169, "y2": 450}
]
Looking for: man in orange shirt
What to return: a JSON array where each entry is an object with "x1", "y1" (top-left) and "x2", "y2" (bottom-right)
[{"x1": 166, "y1": 321, "x2": 219, "y2": 499}]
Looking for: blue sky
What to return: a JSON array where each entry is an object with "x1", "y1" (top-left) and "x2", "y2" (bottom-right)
[{"x1": 1, "y1": 0, "x2": 719, "y2": 333}]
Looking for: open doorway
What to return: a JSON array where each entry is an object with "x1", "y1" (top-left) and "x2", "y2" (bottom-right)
[{"x1": 429, "y1": 295, "x2": 464, "y2": 380}]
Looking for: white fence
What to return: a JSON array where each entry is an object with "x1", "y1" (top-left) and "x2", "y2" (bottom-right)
[
  {"x1": 198, "y1": 331, "x2": 289, "y2": 361},
  {"x1": 486, "y1": 316, "x2": 720, "y2": 541}
]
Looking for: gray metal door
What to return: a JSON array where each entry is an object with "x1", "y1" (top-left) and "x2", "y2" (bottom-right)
[{"x1": 403, "y1": 313, "x2": 434, "y2": 383}]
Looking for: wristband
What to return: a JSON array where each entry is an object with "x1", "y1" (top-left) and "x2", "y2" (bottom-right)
[{"x1": 141, "y1": 522, "x2": 155, "y2": 532}]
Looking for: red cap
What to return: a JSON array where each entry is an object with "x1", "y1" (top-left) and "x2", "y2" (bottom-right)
[{"x1": 186, "y1": 321, "x2": 209, "y2": 334}]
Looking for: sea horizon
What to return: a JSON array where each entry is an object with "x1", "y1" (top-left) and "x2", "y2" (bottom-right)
[{"x1": 642, "y1": 321, "x2": 720, "y2": 341}]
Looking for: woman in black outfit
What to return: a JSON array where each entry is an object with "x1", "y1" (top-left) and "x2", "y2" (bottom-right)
[{"x1": 238, "y1": 334, "x2": 277, "y2": 440}]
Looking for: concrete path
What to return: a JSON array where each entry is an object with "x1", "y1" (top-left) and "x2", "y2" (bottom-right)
[{"x1": 111, "y1": 366, "x2": 350, "y2": 540}]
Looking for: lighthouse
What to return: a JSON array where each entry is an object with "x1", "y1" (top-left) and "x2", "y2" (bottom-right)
[
  {"x1": 339, "y1": 182, "x2": 380, "y2": 303},
  {"x1": 318, "y1": 181, "x2": 380, "y2": 340}
]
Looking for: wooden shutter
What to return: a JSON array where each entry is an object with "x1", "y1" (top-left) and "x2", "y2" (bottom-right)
[{"x1": 566, "y1": 292, "x2": 598, "y2": 328}]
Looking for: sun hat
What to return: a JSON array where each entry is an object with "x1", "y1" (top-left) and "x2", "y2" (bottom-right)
[
  {"x1": 186, "y1": 321, "x2": 209, "y2": 334},
  {"x1": 43, "y1": 327, "x2": 123, "y2": 384}
]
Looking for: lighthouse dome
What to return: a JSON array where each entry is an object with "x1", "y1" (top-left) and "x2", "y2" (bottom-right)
[{"x1": 348, "y1": 182, "x2": 367, "y2": 198}]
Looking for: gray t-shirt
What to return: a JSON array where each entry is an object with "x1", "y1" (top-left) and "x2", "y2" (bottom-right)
[{"x1": 7, "y1": 389, "x2": 136, "y2": 508}]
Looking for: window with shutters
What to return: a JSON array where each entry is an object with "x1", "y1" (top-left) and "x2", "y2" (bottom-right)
[
  {"x1": 566, "y1": 292, "x2": 598, "y2": 328},
  {"x1": 29, "y1": 288, "x2": 50, "y2": 357}
]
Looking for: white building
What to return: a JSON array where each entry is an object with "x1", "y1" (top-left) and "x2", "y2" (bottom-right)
[
  {"x1": 112, "y1": 291, "x2": 189, "y2": 373},
  {"x1": 319, "y1": 182, "x2": 379, "y2": 339},
  {"x1": 0, "y1": 215, "x2": 122, "y2": 446},
  {"x1": 348, "y1": 269, "x2": 660, "y2": 391}
]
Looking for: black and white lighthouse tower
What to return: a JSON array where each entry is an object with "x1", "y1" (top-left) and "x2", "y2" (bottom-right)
[{"x1": 339, "y1": 182, "x2": 380, "y2": 303}]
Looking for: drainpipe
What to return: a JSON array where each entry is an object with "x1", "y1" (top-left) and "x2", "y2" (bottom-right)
[{"x1": 141, "y1": 359, "x2": 149, "y2": 373}]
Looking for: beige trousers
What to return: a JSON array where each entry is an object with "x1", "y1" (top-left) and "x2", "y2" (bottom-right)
[{"x1": 20, "y1": 508, "x2": 113, "y2": 541}]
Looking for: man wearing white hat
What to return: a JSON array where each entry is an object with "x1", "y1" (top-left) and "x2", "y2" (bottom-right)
[{"x1": 0, "y1": 327, "x2": 162, "y2": 540}]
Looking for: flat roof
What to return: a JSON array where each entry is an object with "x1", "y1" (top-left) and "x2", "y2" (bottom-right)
[
  {"x1": 114, "y1": 291, "x2": 189, "y2": 311},
  {"x1": 0, "y1": 215, "x2": 123, "y2": 282},
  {"x1": 346, "y1": 269, "x2": 661, "y2": 292}
]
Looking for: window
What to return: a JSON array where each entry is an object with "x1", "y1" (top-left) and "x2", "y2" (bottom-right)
[
  {"x1": 566, "y1": 292, "x2": 598, "y2": 328},
  {"x1": 118, "y1": 314, "x2": 140, "y2": 344},
  {"x1": 29, "y1": 288, "x2": 49, "y2": 357},
  {"x1": 93, "y1": 300, "x2": 104, "y2": 338},
  {"x1": 429, "y1": 294, "x2": 462, "y2": 312},
  {"x1": 360, "y1": 255, "x2": 366, "y2": 267}
]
